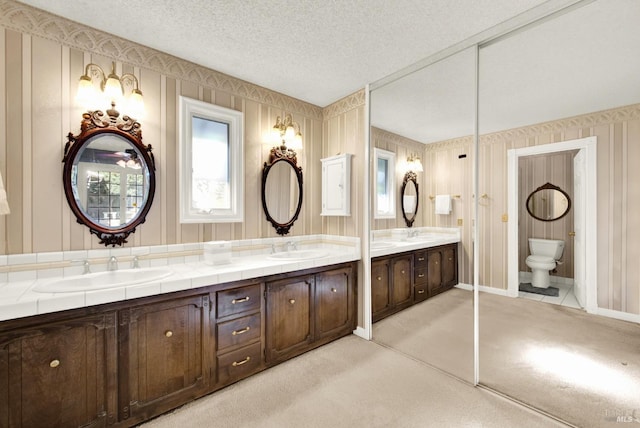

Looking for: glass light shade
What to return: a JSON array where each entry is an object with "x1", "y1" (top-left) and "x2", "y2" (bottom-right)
[
  {"x1": 104, "y1": 74, "x2": 123, "y2": 103},
  {"x1": 76, "y1": 75, "x2": 97, "y2": 110},
  {"x1": 288, "y1": 133, "x2": 303, "y2": 150},
  {"x1": 127, "y1": 89, "x2": 145, "y2": 119},
  {"x1": 285, "y1": 125, "x2": 295, "y2": 140},
  {"x1": 412, "y1": 159, "x2": 424, "y2": 172}
]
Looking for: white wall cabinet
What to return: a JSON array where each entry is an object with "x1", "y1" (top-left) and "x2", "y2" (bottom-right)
[{"x1": 321, "y1": 153, "x2": 352, "y2": 216}]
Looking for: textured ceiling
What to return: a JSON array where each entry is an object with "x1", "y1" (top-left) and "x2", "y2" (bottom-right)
[{"x1": 15, "y1": 0, "x2": 549, "y2": 107}]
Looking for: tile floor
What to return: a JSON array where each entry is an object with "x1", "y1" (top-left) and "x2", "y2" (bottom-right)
[{"x1": 518, "y1": 279, "x2": 582, "y2": 309}]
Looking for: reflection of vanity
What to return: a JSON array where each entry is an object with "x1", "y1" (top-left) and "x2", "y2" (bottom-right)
[{"x1": 371, "y1": 228, "x2": 460, "y2": 322}]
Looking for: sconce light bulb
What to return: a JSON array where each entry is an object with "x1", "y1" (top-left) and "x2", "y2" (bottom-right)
[
  {"x1": 128, "y1": 89, "x2": 145, "y2": 119},
  {"x1": 104, "y1": 73, "x2": 123, "y2": 103},
  {"x1": 285, "y1": 125, "x2": 295, "y2": 140},
  {"x1": 76, "y1": 75, "x2": 96, "y2": 110}
]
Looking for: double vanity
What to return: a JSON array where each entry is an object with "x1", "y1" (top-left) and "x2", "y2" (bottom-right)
[{"x1": 0, "y1": 236, "x2": 359, "y2": 427}]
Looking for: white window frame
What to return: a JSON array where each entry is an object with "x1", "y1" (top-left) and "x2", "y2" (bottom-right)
[
  {"x1": 178, "y1": 96, "x2": 244, "y2": 223},
  {"x1": 373, "y1": 147, "x2": 396, "y2": 219}
]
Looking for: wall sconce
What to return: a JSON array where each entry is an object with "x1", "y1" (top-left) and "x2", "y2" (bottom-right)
[
  {"x1": 76, "y1": 61, "x2": 145, "y2": 119},
  {"x1": 405, "y1": 153, "x2": 424, "y2": 173},
  {"x1": 271, "y1": 114, "x2": 303, "y2": 150}
]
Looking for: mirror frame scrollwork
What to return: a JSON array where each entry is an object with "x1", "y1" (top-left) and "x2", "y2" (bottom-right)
[
  {"x1": 62, "y1": 104, "x2": 156, "y2": 246},
  {"x1": 525, "y1": 182, "x2": 571, "y2": 222},
  {"x1": 261, "y1": 146, "x2": 303, "y2": 235},
  {"x1": 400, "y1": 171, "x2": 419, "y2": 227}
]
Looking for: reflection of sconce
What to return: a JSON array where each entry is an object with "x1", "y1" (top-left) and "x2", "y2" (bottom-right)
[
  {"x1": 405, "y1": 153, "x2": 423, "y2": 172},
  {"x1": 116, "y1": 149, "x2": 141, "y2": 169},
  {"x1": 76, "y1": 61, "x2": 145, "y2": 119},
  {"x1": 271, "y1": 114, "x2": 303, "y2": 150}
]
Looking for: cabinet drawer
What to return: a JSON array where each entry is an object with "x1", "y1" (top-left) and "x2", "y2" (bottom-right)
[
  {"x1": 217, "y1": 342, "x2": 262, "y2": 384},
  {"x1": 217, "y1": 312, "x2": 261, "y2": 351},
  {"x1": 217, "y1": 284, "x2": 261, "y2": 318},
  {"x1": 414, "y1": 267, "x2": 428, "y2": 285},
  {"x1": 414, "y1": 251, "x2": 428, "y2": 268},
  {"x1": 414, "y1": 285, "x2": 428, "y2": 302}
]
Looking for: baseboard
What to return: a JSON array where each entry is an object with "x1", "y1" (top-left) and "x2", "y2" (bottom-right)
[
  {"x1": 352, "y1": 326, "x2": 370, "y2": 340},
  {"x1": 455, "y1": 283, "x2": 509, "y2": 296},
  {"x1": 595, "y1": 307, "x2": 640, "y2": 324}
]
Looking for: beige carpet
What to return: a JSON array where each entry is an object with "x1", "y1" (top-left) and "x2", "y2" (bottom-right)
[
  {"x1": 373, "y1": 288, "x2": 640, "y2": 428},
  {"x1": 141, "y1": 335, "x2": 562, "y2": 428},
  {"x1": 373, "y1": 288, "x2": 474, "y2": 383}
]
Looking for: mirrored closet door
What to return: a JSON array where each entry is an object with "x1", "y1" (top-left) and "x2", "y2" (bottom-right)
[
  {"x1": 369, "y1": 47, "x2": 476, "y2": 383},
  {"x1": 477, "y1": 1, "x2": 640, "y2": 426}
]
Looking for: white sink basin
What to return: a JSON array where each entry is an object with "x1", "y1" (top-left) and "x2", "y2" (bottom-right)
[
  {"x1": 267, "y1": 249, "x2": 328, "y2": 261},
  {"x1": 371, "y1": 241, "x2": 396, "y2": 249},
  {"x1": 33, "y1": 267, "x2": 174, "y2": 293}
]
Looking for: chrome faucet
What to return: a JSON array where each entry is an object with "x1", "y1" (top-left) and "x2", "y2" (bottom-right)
[
  {"x1": 131, "y1": 256, "x2": 140, "y2": 269},
  {"x1": 408, "y1": 229, "x2": 419, "y2": 238},
  {"x1": 107, "y1": 256, "x2": 118, "y2": 271},
  {"x1": 286, "y1": 241, "x2": 297, "y2": 252},
  {"x1": 72, "y1": 259, "x2": 91, "y2": 274}
]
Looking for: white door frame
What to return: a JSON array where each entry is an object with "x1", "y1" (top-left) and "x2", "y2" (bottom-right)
[{"x1": 507, "y1": 136, "x2": 597, "y2": 314}]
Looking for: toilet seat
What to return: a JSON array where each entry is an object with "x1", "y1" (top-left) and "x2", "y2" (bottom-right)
[{"x1": 526, "y1": 255, "x2": 555, "y2": 264}]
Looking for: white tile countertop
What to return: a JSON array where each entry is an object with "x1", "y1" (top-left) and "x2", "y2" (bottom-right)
[
  {"x1": 370, "y1": 227, "x2": 461, "y2": 258},
  {"x1": 0, "y1": 235, "x2": 360, "y2": 322}
]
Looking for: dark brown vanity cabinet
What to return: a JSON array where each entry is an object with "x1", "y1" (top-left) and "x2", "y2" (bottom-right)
[
  {"x1": 0, "y1": 312, "x2": 118, "y2": 428},
  {"x1": 372, "y1": 243, "x2": 458, "y2": 322},
  {"x1": 0, "y1": 262, "x2": 356, "y2": 428},
  {"x1": 119, "y1": 294, "x2": 211, "y2": 422},
  {"x1": 265, "y1": 264, "x2": 356, "y2": 364},
  {"x1": 372, "y1": 254, "x2": 413, "y2": 322}
]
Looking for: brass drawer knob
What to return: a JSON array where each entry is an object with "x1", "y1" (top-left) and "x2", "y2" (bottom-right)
[
  {"x1": 232, "y1": 356, "x2": 251, "y2": 367},
  {"x1": 232, "y1": 326, "x2": 251, "y2": 336},
  {"x1": 417, "y1": 289, "x2": 425, "y2": 294},
  {"x1": 418, "y1": 257, "x2": 425, "y2": 261},
  {"x1": 376, "y1": 276, "x2": 382, "y2": 281},
  {"x1": 331, "y1": 288, "x2": 337, "y2": 293},
  {"x1": 435, "y1": 261, "x2": 439, "y2": 265},
  {"x1": 232, "y1": 296, "x2": 250, "y2": 304},
  {"x1": 418, "y1": 273, "x2": 425, "y2": 278},
  {"x1": 448, "y1": 258, "x2": 453, "y2": 261},
  {"x1": 289, "y1": 299, "x2": 296, "y2": 304},
  {"x1": 401, "y1": 270, "x2": 405, "y2": 274},
  {"x1": 165, "y1": 330, "x2": 173, "y2": 338},
  {"x1": 49, "y1": 359, "x2": 60, "y2": 368}
]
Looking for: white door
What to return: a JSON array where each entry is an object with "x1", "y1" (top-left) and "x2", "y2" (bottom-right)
[{"x1": 573, "y1": 149, "x2": 586, "y2": 307}]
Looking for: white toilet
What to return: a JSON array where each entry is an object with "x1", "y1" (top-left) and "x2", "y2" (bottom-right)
[{"x1": 525, "y1": 238, "x2": 565, "y2": 289}]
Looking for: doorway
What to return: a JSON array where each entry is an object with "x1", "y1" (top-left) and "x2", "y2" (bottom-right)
[{"x1": 507, "y1": 136, "x2": 597, "y2": 314}]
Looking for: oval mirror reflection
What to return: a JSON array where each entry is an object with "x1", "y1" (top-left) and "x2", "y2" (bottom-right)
[
  {"x1": 401, "y1": 172, "x2": 419, "y2": 227},
  {"x1": 72, "y1": 133, "x2": 151, "y2": 229}
]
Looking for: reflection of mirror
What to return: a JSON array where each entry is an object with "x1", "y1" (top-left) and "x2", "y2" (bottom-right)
[
  {"x1": 400, "y1": 172, "x2": 419, "y2": 227},
  {"x1": 369, "y1": 47, "x2": 476, "y2": 384},
  {"x1": 373, "y1": 148, "x2": 396, "y2": 219},
  {"x1": 526, "y1": 182, "x2": 571, "y2": 222},
  {"x1": 478, "y1": 2, "x2": 640, "y2": 426},
  {"x1": 261, "y1": 147, "x2": 303, "y2": 235},
  {"x1": 63, "y1": 109, "x2": 155, "y2": 246}
]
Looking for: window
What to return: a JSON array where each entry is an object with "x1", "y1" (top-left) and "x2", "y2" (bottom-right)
[
  {"x1": 179, "y1": 96, "x2": 244, "y2": 223},
  {"x1": 373, "y1": 148, "x2": 396, "y2": 219}
]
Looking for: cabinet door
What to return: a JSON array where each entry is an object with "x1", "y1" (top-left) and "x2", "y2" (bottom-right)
[
  {"x1": 121, "y1": 295, "x2": 211, "y2": 421},
  {"x1": 265, "y1": 276, "x2": 313, "y2": 363},
  {"x1": 315, "y1": 267, "x2": 354, "y2": 341},
  {"x1": 441, "y1": 246, "x2": 458, "y2": 288},
  {"x1": 427, "y1": 249, "x2": 443, "y2": 296},
  {"x1": 371, "y1": 259, "x2": 391, "y2": 322},
  {"x1": 0, "y1": 313, "x2": 117, "y2": 428},
  {"x1": 391, "y1": 255, "x2": 413, "y2": 308}
]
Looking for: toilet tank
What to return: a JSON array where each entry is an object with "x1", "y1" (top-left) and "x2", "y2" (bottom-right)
[{"x1": 528, "y1": 238, "x2": 565, "y2": 259}]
